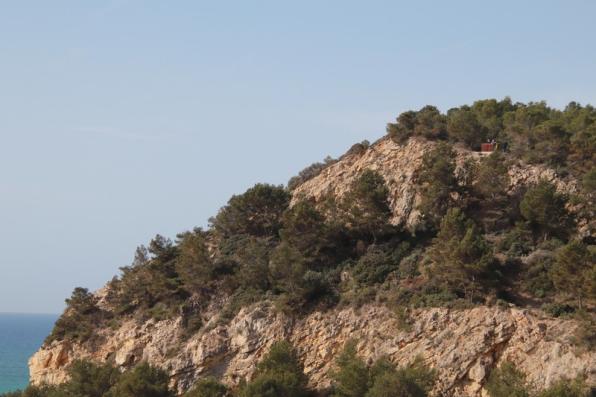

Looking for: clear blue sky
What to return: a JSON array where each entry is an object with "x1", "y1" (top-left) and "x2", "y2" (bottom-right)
[{"x1": 1, "y1": 1, "x2": 595, "y2": 314}]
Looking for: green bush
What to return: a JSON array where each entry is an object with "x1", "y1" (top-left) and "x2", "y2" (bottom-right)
[
  {"x1": 330, "y1": 341, "x2": 434, "y2": 397},
  {"x1": 210, "y1": 184, "x2": 290, "y2": 238},
  {"x1": 63, "y1": 360, "x2": 122, "y2": 397},
  {"x1": 550, "y1": 240, "x2": 595, "y2": 309},
  {"x1": 536, "y1": 377, "x2": 591, "y2": 397},
  {"x1": 416, "y1": 143, "x2": 458, "y2": 229},
  {"x1": 176, "y1": 228, "x2": 214, "y2": 292},
  {"x1": 519, "y1": 180, "x2": 571, "y2": 240},
  {"x1": 447, "y1": 107, "x2": 486, "y2": 149},
  {"x1": 288, "y1": 156, "x2": 336, "y2": 191},
  {"x1": 387, "y1": 99, "x2": 595, "y2": 185},
  {"x1": 542, "y1": 303, "x2": 575, "y2": 318},
  {"x1": 1, "y1": 361, "x2": 177, "y2": 397},
  {"x1": 105, "y1": 362, "x2": 174, "y2": 397},
  {"x1": 429, "y1": 208, "x2": 494, "y2": 301},
  {"x1": 330, "y1": 340, "x2": 369, "y2": 397},
  {"x1": 341, "y1": 169, "x2": 393, "y2": 242},
  {"x1": 485, "y1": 361, "x2": 530, "y2": 397},
  {"x1": 184, "y1": 377, "x2": 228, "y2": 397},
  {"x1": 240, "y1": 341, "x2": 310, "y2": 397},
  {"x1": 45, "y1": 287, "x2": 108, "y2": 344}
]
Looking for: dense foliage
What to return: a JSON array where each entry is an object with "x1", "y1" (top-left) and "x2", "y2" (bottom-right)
[
  {"x1": 239, "y1": 341, "x2": 310, "y2": 397},
  {"x1": 485, "y1": 361, "x2": 591, "y2": 397},
  {"x1": 1, "y1": 361, "x2": 173, "y2": 397},
  {"x1": 330, "y1": 340, "x2": 435, "y2": 397},
  {"x1": 386, "y1": 99, "x2": 595, "y2": 183}
]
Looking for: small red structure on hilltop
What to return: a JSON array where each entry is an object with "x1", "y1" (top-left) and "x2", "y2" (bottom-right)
[
  {"x1": 481, "y1": 142, "x2": 495, "y2": 152},
  {"x1": 481, "y1": 139, "x2": 497, "y2": 152}
]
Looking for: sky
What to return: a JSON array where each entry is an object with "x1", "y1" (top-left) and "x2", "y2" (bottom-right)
[{"x1": 1, "y1": 1, "x2": 595, "y2": 314}]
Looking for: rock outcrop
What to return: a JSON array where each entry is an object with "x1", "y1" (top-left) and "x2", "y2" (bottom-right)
[
  {"x1": 30, "y1": 303, "x2": 595, "y2": 396},
  {"x1": 292, "y1": 137, "x2": 582, "y2": 232}
]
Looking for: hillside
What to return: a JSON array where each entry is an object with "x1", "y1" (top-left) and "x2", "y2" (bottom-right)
[{"x1": 24, "y1": 99, "x2": 596, "y2": 397}]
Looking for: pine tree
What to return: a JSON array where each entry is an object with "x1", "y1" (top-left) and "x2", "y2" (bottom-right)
[
  {"x1": 240, "y1": 341, "x2": 309, "y2": 397},
  {"x1": 429, "y1": 208, "x2": 493, "y2": 301},
  {"x1": 520, "y1": 180, "x2": 570, "y2": 240},
  {"x1": 330, "y1": 340, "x2": 370, "y2": 397},
  {"x1": 550, "y1": 240, "x2": 595, "y2": 309},
  {"x1": 417, "y1": 143, "x2": 458, "y2": 229},
  {"x1": 342, "y1": 169, "x2": 393, "y2": 242}
]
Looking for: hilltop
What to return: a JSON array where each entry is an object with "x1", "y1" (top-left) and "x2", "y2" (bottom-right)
[{"x1": 22, "y1": 99, "x2": 596, "y2": 396}]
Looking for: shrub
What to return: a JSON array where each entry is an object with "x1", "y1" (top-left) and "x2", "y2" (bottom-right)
[
  {"x1": 210, "y1": 184, "x2": 290, "y2": 238},
  {"x1": 184, "y1": 377, "x2": 228, "y2": 397},
  {"x1": 447, "y1": 107, "x2": 486, "y2": 149},
  {"x1": 485, "y1": 361, "x2": 530, "y2": 397},
  {"x1": 351, "y1": 245, "x2": 395, "y2": 285},
  {"x1": 550, "y1": 240, "x2": 595, "y2": 309},
  {"x1": 64, "y1": 360, "x2": 122, "y2": 397},
  {"x1": 519, "y1": 180, "x2": 570, "y2": 240},
  {"x1": 474, "y1": 152, "x2": 510, "y2": 201},
  {"x1": 351, "y1": 242, "x2": 410, "y2": 285},
  {"x1": 341, "y1": 169, "x2": 393, "y2": 242},
  {"x1": 105, "y1": 362, "x2": 174, "y2": 397},
  {"x1": 330, "y1": 342, "x2": 434, "y2": 397},
  {"x1": 45, "y1": 287, "x2": 106, "y2": 344},
  {"x1": 366, "y1": 356, "x2": 435, "y2": 397},
  {"x1": 581, "y1": 168, "x2": 596, "y2": 194},
  {"x1": 542, "y1": 303, "x2": 575, "y2": 318},
  {"x1": 288, "y1": 156, "x2": 336, "y2": 191},
  {"x1": 330, "y1": 340, "x2": 369, "y2": 397},
  {"x1": 280, "y1": 200, "x2": 331, "y2": 269},
  {"x1": 240, "y1": 341, "x2": 310, "y2": 397},
  {"x1": 175, "y1": 228, "x2": 214, "y2": 292},
  {"x1": 429, "y1": 208, "x2": 494, "y2": 301},
  {"x1": 536, "y1": 377, "x2": 591, "y2": 397},
  {"x1": 417, "y1": 143, "x2": 458, "y2": 229}
]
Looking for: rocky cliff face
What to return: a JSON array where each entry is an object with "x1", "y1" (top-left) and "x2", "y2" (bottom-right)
[
  {"x1": 30, "y1": 303, "x2": 594, "y2": 396},
  {"x1": 292, "y1": 137, "x2": 583, "y2": 232},
  {"x1": 30, "y1": 136, "x2": 594, "y2": 395}
]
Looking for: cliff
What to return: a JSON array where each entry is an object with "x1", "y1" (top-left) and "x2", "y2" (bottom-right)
[
  {"x1": 30, "y1": 303, "x2": 594, "y2": 396},
  {"x1": 292, "y1": 137, "x2": 584, "y2": 232}
]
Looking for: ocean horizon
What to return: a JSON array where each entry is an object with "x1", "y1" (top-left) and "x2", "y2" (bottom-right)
[{"x1": 0, "y1": 313, "x2": 57, "y2": 393}]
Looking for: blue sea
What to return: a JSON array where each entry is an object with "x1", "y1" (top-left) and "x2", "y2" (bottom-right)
[{"x1": 0, "y1": 313, "x2": 57, "y2": 394}]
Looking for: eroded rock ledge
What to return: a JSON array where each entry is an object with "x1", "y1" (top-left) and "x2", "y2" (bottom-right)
[{"x1": 30, "y1": 304, "x2": 594, "y2": 396}]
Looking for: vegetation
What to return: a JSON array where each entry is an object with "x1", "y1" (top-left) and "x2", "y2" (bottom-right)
[
  {"x1": 428, "y1": 208, "x2": 494, "y2": 302},
  {"x1": 486, "y1": 361, "x2": 592, "y2": 397},
  {"x1": 1, "y1": 361, "x2": 173, "y2": 397},
  {"x1": 4, "y1": 339, "x2": 592, "y2": 397},
  {"x1": 550, "y1": 240, "x2": 595, "y2": 309},
  {"x1": 184, "y1": 378, "x2": 228, "y2": 397},
  {"x1": 387, "y1": 99, "x2": 595, "y2": 181},
  {"x1": 417, "y1": 143, "x2": 458, "y2": 229},
  {"x1": 341, "y1": 169, "x2": 394, "y2": 242},
  {"x1": 288, "y1": 156, "x2": 337, "y2": 191},
  {"x1": 31, "y1": 98, "x2": 595, "y2": 396},
  {"x1": 239, "y1": 341, "x2": 310, "y2": 397},
  {"x1": 485, "y1": 362, "x2": 531, "y2": 397},
  {"x1": 330, "y1": 340, "x2": 435, "y2": 397},
  {"x1": 210, "y1": 184, "x2": 290, "y2": 238},
  {"x1": 519, "y1": 180, "x2": 571, "y2": 240},
  {"x1": 46, "y1": 99, "x2": 594, "y2": 342}
]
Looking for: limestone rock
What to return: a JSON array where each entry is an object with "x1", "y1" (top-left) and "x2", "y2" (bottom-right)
[{"x1": 29, "y1": 304, "x2": 595, "y2": 396}]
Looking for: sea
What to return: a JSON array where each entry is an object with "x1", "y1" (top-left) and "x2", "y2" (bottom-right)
[{"x1": 0, "y1": 313, "x2": 57, "y2": 394}]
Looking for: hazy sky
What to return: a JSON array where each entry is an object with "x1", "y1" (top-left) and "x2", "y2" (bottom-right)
[{"x1": 1, "y1": 1, "x2": 595, "y2": 313}]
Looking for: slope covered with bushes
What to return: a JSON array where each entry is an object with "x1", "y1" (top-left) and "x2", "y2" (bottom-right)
[{"x1": 31, "y1": 99, "x2": 595, "y2": 396}]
